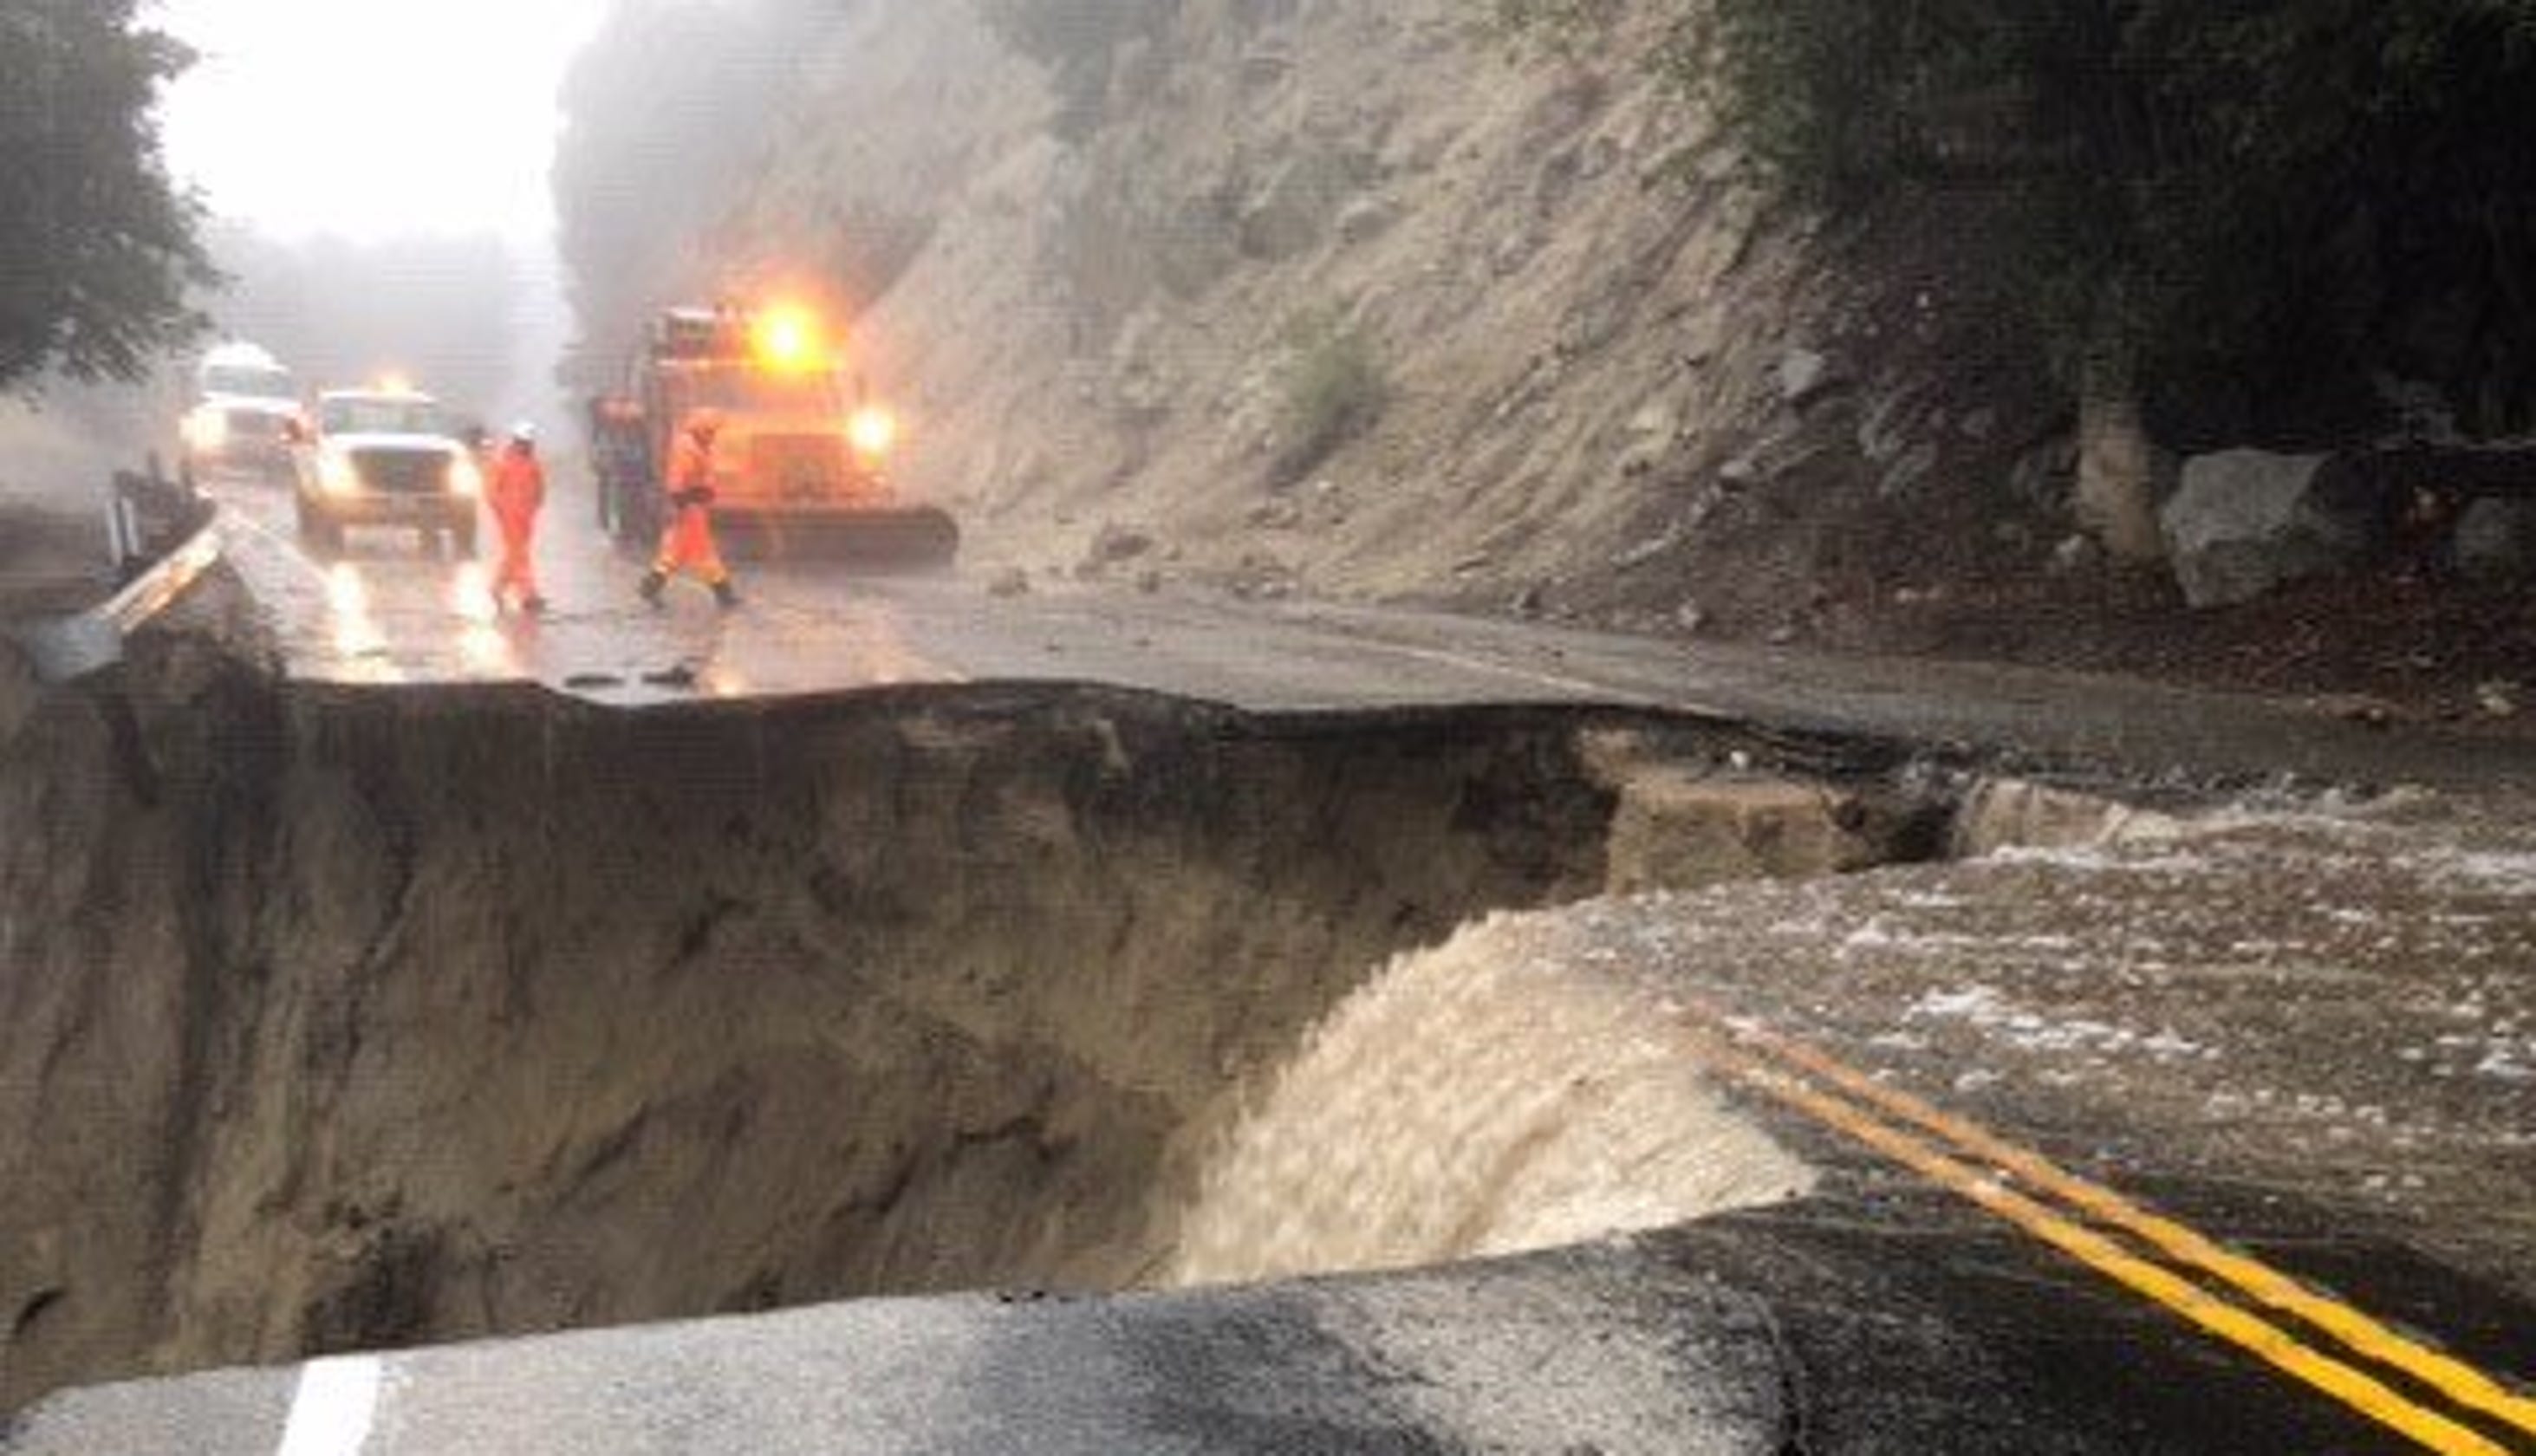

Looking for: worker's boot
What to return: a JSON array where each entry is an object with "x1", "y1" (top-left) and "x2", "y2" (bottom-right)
[
  {"x1": 712, "y1": 580, "x2": 741, "y2": 611},
  {"x1": 638, "y1": 570, "x2": 667, "y2": 608}
]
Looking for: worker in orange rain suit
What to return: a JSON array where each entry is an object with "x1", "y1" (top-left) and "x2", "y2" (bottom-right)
[
  {"x1": 488, "y1": 423, "x2": 549, "y2": 614},
  {"x1": 639, "y1": 407, "x2": 740, "y2": 609}
]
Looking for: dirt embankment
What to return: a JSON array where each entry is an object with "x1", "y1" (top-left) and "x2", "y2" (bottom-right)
[{"x1": 0, "y1": 604, "x2": 1955, "y2": 1412}]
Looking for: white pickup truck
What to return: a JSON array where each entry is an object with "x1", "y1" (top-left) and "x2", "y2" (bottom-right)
[
  {"x1": 177, "y1": 341, "x2": 302, "y2": 490},
  {"x1": 293, "y1": 387, "x2": 484, "y2": 556}
]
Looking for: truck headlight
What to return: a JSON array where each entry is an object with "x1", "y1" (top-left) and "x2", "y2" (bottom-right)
[
  {"x1": 448, "y1": 458, "x2": 484, "y2": 499},
  {"x1": 319, "y1": 454, "x2": 361, "y2": 497},
  {"x1": 183, "y1": 410, "x2": 227, "y2": 455},
  {"x1": 848, "y1": 406, "x2": 899, "y2": 461}
]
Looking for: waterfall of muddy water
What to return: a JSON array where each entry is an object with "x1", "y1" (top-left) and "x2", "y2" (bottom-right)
[{"x1": 1167, "y1": 912, "x2": 1814, "y2": 1286}]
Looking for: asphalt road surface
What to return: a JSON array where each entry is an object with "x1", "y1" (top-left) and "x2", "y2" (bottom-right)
[
  {"x1": 6, "y1": 478, "x2": 2529, "y2": 1453},
  {"x1": 209, "y1": 476, "x2": 2534, "y2": 791}
]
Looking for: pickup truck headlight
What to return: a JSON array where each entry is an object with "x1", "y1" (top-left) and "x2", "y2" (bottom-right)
[
  {"x1": 319, "y1": 453, "x2": 361, "y2": 497},
  {"x1": 183, "y1": 410, "x2": 227, "y2": 455},
  {"x1": 448, "y1": 458, "x2": 484, "y2": 499}
]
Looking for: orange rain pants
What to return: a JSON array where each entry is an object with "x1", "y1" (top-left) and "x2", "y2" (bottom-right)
[
  {"x1": 652, "y1": 433, "x2": 730, "y2": 588},
  {"x1": 488, "y1": 448, "x2": 545, "y2": 607},
  {"x1": 653, "y1": 503, "x2": 729, "y2": 587}
]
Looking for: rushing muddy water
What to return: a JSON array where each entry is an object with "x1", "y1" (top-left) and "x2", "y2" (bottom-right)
[{"x1": 1169, "y1": 913, "x2": 1814, "y2": 1286}]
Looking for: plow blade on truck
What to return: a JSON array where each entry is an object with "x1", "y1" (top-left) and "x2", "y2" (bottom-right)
[{"x1": 712, "y1": 504, "x2": 961, "y2": 568}]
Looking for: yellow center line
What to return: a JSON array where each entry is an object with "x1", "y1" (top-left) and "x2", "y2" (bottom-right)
[
  {"x1": 1676, "y1": 996, "x2": 2536, "y2": 1443},
  {"x1": 1680, "y1": 1030, "x2": 2516, "y2": 1456}
]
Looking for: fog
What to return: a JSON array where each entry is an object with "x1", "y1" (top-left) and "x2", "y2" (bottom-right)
[
  {"x1": 553, "y1": 0, "x2": 841, "y2": 386},
  {"x1": 157, "y1": 0, "x2": 612, "y2": 244},
  {"x1": 157, "y1": 0, "x2": 609, "y2": 434},
  {"x1": 3, "y1": 0, "x2": 859, "y2": 509},
  {"x1": 204, "y1": 226, "x2": 532, "y2": 432}
]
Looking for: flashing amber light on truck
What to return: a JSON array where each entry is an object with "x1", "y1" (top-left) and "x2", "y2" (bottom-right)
[{"x1": 751, "y1": 304, "x2": 825, "y2": 374}]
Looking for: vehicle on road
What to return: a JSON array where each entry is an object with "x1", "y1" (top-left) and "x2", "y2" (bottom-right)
[
  {"x1": 178, "y1": 341, "x2": 302, "y2": 491},
  {"x1": 588, "y1": 302, "x2": 957, "y2": 566},
  {"x1": 292, "y1": 387, "x2": 484, "y2": 556}
]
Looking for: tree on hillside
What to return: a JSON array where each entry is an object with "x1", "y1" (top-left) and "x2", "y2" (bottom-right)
[
  {"x1": 0, "y1": 0, "x2": 211, "y2": 393},
  {"x1": 1497, "y1": 0, "x2": 2536, "y2": 556}
]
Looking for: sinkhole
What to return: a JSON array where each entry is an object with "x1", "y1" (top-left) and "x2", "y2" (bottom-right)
[{"x1": 0, "y1": 627, "x2": 1985, "y2": 1412}]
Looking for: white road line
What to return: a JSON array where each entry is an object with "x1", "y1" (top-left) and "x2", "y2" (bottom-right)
[
  {"x1": 275, "y1": 1356, "x2": 386, "y2": 1456},
  {"x1": 1348, "y1": 635, "x2": 1668, "y2": 705}
]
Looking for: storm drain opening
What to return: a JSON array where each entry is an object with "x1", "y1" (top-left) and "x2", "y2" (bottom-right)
[{"x1": 0, "y1": 636, "x2": 2008, "y2": 1411}]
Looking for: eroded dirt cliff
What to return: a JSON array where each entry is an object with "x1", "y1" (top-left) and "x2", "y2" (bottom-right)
[{"x1": 0, "y1": 601, "x2": 1943, "y2": 1410}]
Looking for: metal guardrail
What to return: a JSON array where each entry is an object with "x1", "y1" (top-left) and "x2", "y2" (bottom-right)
[{"x1": 7, "y1": 509, "x2": 225, "y2": 684}]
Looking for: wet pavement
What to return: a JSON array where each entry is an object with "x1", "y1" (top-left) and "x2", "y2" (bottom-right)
[
  {"x1": 211, "y1": 479, "x2": 2536, "y2": 791},
  {"x1": 1602, "y1": 796, "x2": 2536, "y2": 1453},
  {"x1": 5, "y1": 1222, "x2": 2490, "y2": 1455}
]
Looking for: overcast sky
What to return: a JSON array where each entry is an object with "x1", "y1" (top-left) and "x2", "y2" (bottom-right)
[{"x1": 156, "y1": 0, "x2": 614, "y2": 242}]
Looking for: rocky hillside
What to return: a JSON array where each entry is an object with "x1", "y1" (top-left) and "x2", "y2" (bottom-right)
[
  {"x1": 556, "y1": 0, "x2": 2529, "y2": 704},
  {"x1": 564, "y1": 2, "x2": 2057, "y2": 634}
]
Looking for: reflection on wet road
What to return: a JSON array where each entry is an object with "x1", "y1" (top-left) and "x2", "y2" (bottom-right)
[
  {"x1": 216, "y1": 477, "x2": 1700, "y2": 713},
  {"x1": 218, "y1": 486, "x2": 960, "y2": 703}
]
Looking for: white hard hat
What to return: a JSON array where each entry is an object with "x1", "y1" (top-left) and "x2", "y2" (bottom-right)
[{"x1": 510, "y1": 421, "x2": 538, "y2": 443}]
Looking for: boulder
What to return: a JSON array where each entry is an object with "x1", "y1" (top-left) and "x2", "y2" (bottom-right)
[
  {"x1": 1335, "y1": 196, "x2": 1401, "y2": 246},
  {"x1": 1777, "y1": 349, "x2": 1843, "y2": 408},
  {"x1": 2453, "y1": 497, "x2": 2536, "y2": 587},
  {"x1": 2162, "y1": 451, "x2": 2386, "y2": 608},
  {"x1": 1627, "y1": 401, "x2": 1681, "y2": 441},
  {"x1": 1085, "y1": 523, "x2": 1155, "y2": 567}
]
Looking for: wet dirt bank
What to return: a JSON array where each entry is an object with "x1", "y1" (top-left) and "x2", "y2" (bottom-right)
[{"x1": 0, "y1": 614, "x2": 1949, "y2": 1411}]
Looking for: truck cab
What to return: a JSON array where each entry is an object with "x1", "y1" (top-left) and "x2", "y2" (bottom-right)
[
  {"x1": 179, "y1": 342, "x2": 302, "y2": 490},
  {"x1": 589, "y1": 303, "x2": 953, "y2": 564},
  {"x1": 293, "y1": 387, "x2": 484, "y2": 556}
]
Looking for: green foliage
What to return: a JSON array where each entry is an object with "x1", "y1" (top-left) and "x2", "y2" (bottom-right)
[
  {"x1": 1487, "y1": 0, "x2": 2536, "y2": 433},
  {"x1": 0, "y1": 0, "x2": 211, "y2": 392},
  {"x1": 1272, "y1": 308, "x2": 1388, "y2": 483}
]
